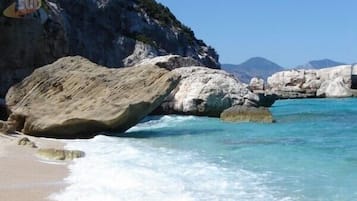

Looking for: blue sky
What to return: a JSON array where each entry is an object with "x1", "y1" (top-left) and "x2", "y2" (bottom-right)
[{"x1": 156, "y1": 0, "x2": 357, "y2": 67}]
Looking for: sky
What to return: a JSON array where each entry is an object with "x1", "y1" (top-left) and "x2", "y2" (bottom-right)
[{"x1": 156, "y1": 0, "x2": 357, "y2": 67}]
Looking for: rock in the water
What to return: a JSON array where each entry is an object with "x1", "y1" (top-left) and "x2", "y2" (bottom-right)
[
  {"x1": 17, "y1": 137, "x2": 37, "y2": 148},
  {"x1": 6, "y1": 56, "x2": 179, "y2": 138},
  {"x1": 267, "y1": 65, "x2": 352, "y2": 98},
  {"x1": 154, "y1": 67, "x2": 260, "y2": 117},
  {"x1": 220, "y1": 106, "x2": 274, "y2": 123},
  {"x1": 37, "y1": 148, "x2": 85, "y2": 161}
]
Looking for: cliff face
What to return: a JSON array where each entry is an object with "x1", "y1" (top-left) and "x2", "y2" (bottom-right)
[
  {"x1": 0, "y1": 0, "x2": 67, "y2": 98},
  {"x1": 0, "y1": 0, "x2": 219, "y2": 98}
]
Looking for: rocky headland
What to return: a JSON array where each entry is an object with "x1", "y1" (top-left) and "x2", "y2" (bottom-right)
[
  {"x1": 0, "y1": 1, "x2": 275, "y2": 200},
  {"x1": 0, "y1": 0, "x2": 277, "y2": 136},
  {"x1": 265, "y1": 65, "x2": 354, "y2": 99},
  {"x1": 0, "y1": 55, "x2": 274, "y2": 139},
  {"x1": 0, "y1": 0, "x2": 219, "y2": 100}
]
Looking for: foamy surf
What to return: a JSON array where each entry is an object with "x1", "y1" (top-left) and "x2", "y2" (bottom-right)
[{"x1": 51, "y1": 134, "x2": 283, "y2": 201}]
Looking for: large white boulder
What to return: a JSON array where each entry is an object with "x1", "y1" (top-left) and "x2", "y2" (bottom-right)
[
  {"x1": 267, "y1": 65, "x2": 352, "y2": 98},
  {"x1": 155, "y1": 67, "x2": 260, "y2": 117},
  {"x1": 317, "y1": 77, "x2": 352, "y2": 97},
  {"x1": 249, "y1": 77, "x2": 265, "y2": 91}
]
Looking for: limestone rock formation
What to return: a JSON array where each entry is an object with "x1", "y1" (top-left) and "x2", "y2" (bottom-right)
[
  {"x1": 220, "y1": 106, "x2": 274, "y2": 123},
  {"x1": 249, "y1": 77, "x2": 265, "y2": 91},
  {"x1": 154, "y1": 66, "x2": 261, "y2": 117},
  {"x1": 6, "y1": 56, "x2": 179, "y2": 138},
  {"x1": 317, "y1": 77, "x2": 352, "y2": 97},
  {"x1": 136, "y1": 55, "x2": 202, "y2": 70},
  {"x1": 0, "y1": 0, "x2": 219, "y2": 99},
  {"x1": 37, "y1": 148, "x2": 85, "y2": 160},
  {"x1": 267, "y1": 65, "x2": 352, "y2": 98}
]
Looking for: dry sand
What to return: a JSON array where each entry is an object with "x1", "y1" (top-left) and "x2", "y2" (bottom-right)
[{"x1": 0, "y1": 133, "x2": 69, "y2": 201}]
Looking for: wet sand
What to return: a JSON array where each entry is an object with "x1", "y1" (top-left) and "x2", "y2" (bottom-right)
[{"x1": 0, "y1": 133, "x2": 68, "y2": 201}]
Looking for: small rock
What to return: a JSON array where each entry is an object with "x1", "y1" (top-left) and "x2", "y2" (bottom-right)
[
  {"x1": 17, "y1": 137, "x2": 37, "y2": 148},
  {"x1": 36, "y1": 148, "x2": 85, "y2": 161},
  {"x1": 220, "y1": 106, "x2": 274, "y2": 123}
]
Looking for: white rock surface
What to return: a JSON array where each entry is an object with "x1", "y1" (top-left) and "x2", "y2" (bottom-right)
[
  {"x1": 156, "y1": 67, "x2": 259, "y2": 116},
  {"x1": 122, "y1": 41, "x2": 158, "y2": 67},
  {"x1": 249, "y1": 77, "x2": 265, "y2": 91},
  {"x1": 317, "y1": 77, "x2": 352, "y2": 97},
  {"x1": 267, "y1": 65, "x2": 352, "y2": 98},
  {"x1": 135, "y1": 55, "x2": 202, "y2": 70}
]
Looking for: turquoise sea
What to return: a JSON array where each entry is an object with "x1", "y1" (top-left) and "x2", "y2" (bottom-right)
[{"x1": 53, "y1": 98, "x2": 357, "y2": 201}]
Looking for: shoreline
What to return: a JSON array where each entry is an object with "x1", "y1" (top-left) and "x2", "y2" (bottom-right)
[{"x1": 0, "y1": 133, "x2": 69, "y2": 201}]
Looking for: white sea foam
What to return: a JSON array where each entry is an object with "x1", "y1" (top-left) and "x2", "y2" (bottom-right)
[
  {"x1": 52, "y1": 116, "x2": 291, "y2": 201},
  {"x1": 128, "y1": 115, "x2": 198, "y2": 131}
]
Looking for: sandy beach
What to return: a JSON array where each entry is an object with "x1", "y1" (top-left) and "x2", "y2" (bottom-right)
[{"x1": 0, "y1": 133, "x2": 69, "y2": 201}]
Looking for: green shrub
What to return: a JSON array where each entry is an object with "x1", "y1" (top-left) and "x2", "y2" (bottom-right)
[{"x1": 136, "y1": 0, "x2": 197, "y2": 45}]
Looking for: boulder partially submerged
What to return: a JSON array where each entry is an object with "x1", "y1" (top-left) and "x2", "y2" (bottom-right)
[
  {"x1": 220, "y1": 106, "x2": 274, "y2": 123},
  {"x1": 6, "y1": 56, "x2": 179, "y2": 138},
  {"x1": 154, "y1": 66, "x2": 262, "y2": 117},
  {"x1": 37, "y1": 148, "x2": 85, "y2": 161}
]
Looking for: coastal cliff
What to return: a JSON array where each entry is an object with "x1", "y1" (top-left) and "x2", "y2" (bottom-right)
[{"x1": 0, "y1": 0, "x2": 219, "y2": 98}]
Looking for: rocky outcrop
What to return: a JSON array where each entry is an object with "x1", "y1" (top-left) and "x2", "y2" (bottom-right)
[
  {"x1": 249, "y1": 77, "x2": 265, "y2": 91},
  {"x1": 220, "y1": 106, "x2": 274, "y2": 123},
  {"x1": 5, "y1": 56, "x2": 179, "y2": 138},
  {"x1": 0, "y1": 0, "x2": 219, "y2": 99},
  {"x1": 37, "y1": 148, "x2": 85, "y2": 160},
  {"x1": 153, "y1": 66, "x2": 262, "y2": 117},
  {"x1": 267, "y1": 65, "x2": 352, "y2": 98},
  {"x1": 316, "y1": 77, "x2": 352, "y2": 97}
]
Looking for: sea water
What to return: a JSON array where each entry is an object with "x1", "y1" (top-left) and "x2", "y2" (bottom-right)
[{"x1": 52, "y1": 98, "x2": 357, "y2": 201}]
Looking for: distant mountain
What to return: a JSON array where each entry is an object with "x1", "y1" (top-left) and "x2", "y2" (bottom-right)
[
  {"x1": 295, "y1": 59, "x2": 345, "y2": 69},
  {"x1": 222, "y1": 57, "x2": 284, "y2": 83}
]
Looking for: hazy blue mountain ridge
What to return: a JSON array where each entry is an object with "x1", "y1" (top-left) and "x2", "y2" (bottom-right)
[{"x1": 222, "y1": 57, "x2": 284, "y2": 83}]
